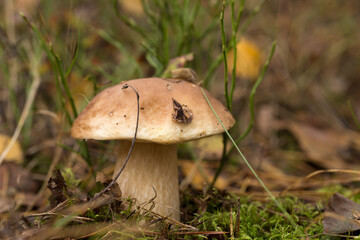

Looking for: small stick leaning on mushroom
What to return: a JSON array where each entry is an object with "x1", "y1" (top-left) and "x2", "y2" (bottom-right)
[{"x1": 71, "y1": 75, "x2": 235, "y2": 221}]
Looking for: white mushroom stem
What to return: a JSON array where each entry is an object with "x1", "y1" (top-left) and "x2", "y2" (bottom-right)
[{"x1": 114, "y1": 141, "x2": 180, "y2": 221}]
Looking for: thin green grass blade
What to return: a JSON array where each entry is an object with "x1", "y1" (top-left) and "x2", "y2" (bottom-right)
[
  {"x1": 96, "y1": 29, "x2": 143, "y2": 78},
  {"x1": 141, "y1": 0, "x2": 158, "y2": 27},
  {"x1": 160, "y1": 20, "x2": 170, "y2": 65},
  {"x1": 112, "y1": 0, "x2": 157, "y2": 52},
  {"x1": 204, "y1": 54, "x2": 223, "y2": 88},
  {"x1": 211, "y1": 42, "x2": 276, "y2": 187},
  {"x1": 203, "y1": 0, "x2": 264, "y2": 89},
  {"x1": 200, "y1": 88, "x2": 297, "y2": 228},
  {"x1": 21, "y1": 14, "x2": 91, "y2": 167},
  {"x1": 21, "y1": 14, "x2": 72, "y2": 125},
  {"x1": 112, "y1": 0, "x2": 147, "y2": 40},
  {"x1": 198, "y1": 17, "x2": 218, "y2": 43},
  {"x1": 231, "y1": 41, "x2": 277, "y2": 148},
  {"x1": 235, "y1": 0, "x2": 245, "y2": 32},
  {"x1": 65, "y1": 33, "x2": 79, "y2": 77},
  {"x1": 212, "y1": 2, "x2": 271, "y2": 188},
  {"x1": 229, "y1": 0, "x2": 237, "y2": 108},
  {"x1": 209, "y1": 132, "x2": 229, "y2": 190},
  {"x1": 140, "y1": 42, "x2": 164, "y2": 75},
  {"x1": 49, "y1": 46, "x2": 78, "y2": 118},
  {"x1": 220, "y1": 0, "x2": 231, "y2": 111},
  {"x1": 348, "y1": 100, "x2": 360, "y2": 131},
  {"x1": 240, "y1": 0, "x2": 266, "y2": 34},
  {"x1": 22, "y1": 14, "x2": 78, "y2": 119}
]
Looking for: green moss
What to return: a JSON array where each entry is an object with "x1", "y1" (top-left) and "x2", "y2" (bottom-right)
[
  {"x1": 61, "y1": 168, "x2": 81, "y2": 189},
  {"x1": 184, "y1": 196, "x2": 326, "y2": 239}
]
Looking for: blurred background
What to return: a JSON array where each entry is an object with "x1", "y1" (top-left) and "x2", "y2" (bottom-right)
[{"x1": 1, "y1": 0, "x2": 360, "y2": 234}]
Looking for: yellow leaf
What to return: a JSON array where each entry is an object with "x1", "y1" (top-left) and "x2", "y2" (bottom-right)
[
  {"x1": 0, "y1": 134, "x2": 23, "y2": 164},
  {"x1": 68, "y1": 73, "x2": 94, "y2": 113},
  {"x1": 179, "y1": 161, "x2": 228, "y2": 190},
  {"x1": 191, "y1": 135, "x2": 223, "y2": 160},
  {"x1": 227, "y1": 38, "x2": 264, "y2": 79},
  {"x1": 118, "y1": 0, "x2": 144, "y2": 16}
]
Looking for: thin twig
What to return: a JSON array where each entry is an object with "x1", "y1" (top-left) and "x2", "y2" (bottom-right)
[
  {"x1": 92, "y1": 84, "x2": 140, "y2": 200},
  {"x1": 281, "y1": 169, "x2": 360, "y2": 196}
]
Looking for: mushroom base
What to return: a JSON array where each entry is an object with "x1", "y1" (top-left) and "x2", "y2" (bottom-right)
[{"x1": 114, "y1": 141, "x2": 180, "y2": 221}]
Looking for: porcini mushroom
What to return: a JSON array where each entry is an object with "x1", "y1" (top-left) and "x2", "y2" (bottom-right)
[{"x1": 71, "y1": 77, "x2": 235, "y2": 221}]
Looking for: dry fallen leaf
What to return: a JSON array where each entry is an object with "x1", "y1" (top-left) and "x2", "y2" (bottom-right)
[
  {"x1": 48, "y1": 170, "x2": 70, "y2": 208},
  {"x1": 68, "y1": 73, "x2": 94, "y2": 113},
  {"x1": 0, "y1": 134, "x2": 24, "y2": 164},
  {"x1": 179, "y1": 160, "x2": 228, "y2": 190},
  {"x1": 191, "y1": 135, "x2": 223, "y2": 161},
  {"x1": 0, "y1": 162, "x2": 40, "y2": 193},
  {"x1": 277, "y1": 121, "x2": 360, "y2": 169},
  {"x1": 322, "y1": 193, "x2": 360, "y2": 233},
  {"x1": 227, "y1": 37, "x2": 264, "y2": 79},
  {"x1": 118, "y1": 0, "x2": 144, "y2": 16},
  {"x1": 0, "y1": 196, "x2": 15, "y2": 214}
]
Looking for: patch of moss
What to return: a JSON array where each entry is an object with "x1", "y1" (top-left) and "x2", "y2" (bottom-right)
[{"x1": 184, "y1": 195, "x2": 327, "y2": 239}]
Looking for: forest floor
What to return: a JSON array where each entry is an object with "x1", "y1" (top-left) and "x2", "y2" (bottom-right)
[{"x1": 1, "y1": 1, "x2": 360, "y2": 239}]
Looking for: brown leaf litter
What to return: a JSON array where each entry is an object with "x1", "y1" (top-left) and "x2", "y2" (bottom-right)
[{"x1": 323, "y1": 193, "x2": 360, "y2": 234}]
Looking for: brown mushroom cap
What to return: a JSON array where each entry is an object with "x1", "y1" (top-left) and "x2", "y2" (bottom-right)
[{"x1": 71, "y1": 78, "x2": 235, "y2": 144}]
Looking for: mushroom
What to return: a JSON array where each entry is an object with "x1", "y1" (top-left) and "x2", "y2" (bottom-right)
[{"x1": 71, "y1": 77, "x2": 235, "y2": 221}]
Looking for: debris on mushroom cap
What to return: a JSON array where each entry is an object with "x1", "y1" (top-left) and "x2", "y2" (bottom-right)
[
  {"x1": 171, "y1": 98, "x2": 193, "y2": 124},
  {"x1": 71, "y1": 78, "x2": 235, "y2": 144},
  {"x1": 170, "y1": 68, "x2": 198, "y2": 83}
]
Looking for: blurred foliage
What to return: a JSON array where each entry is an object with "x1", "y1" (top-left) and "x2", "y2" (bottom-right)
[
  {"x1": 1, "y1": 0, "x2": 360, "y2": 239},
  {"x1": 227, "y1": 37, "x2": 264, "y2": 80},
  {"x1": 0, "y1": 134, "x2": 23, "y2": 163}
]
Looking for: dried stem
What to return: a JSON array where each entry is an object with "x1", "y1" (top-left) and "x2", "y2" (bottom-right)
[
  {"x1": 92, "y1": 84, "x2": 140, "y2": 200},
  {"x1": 0, "y1": 42, "x2": 41, "y2": 166}
]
